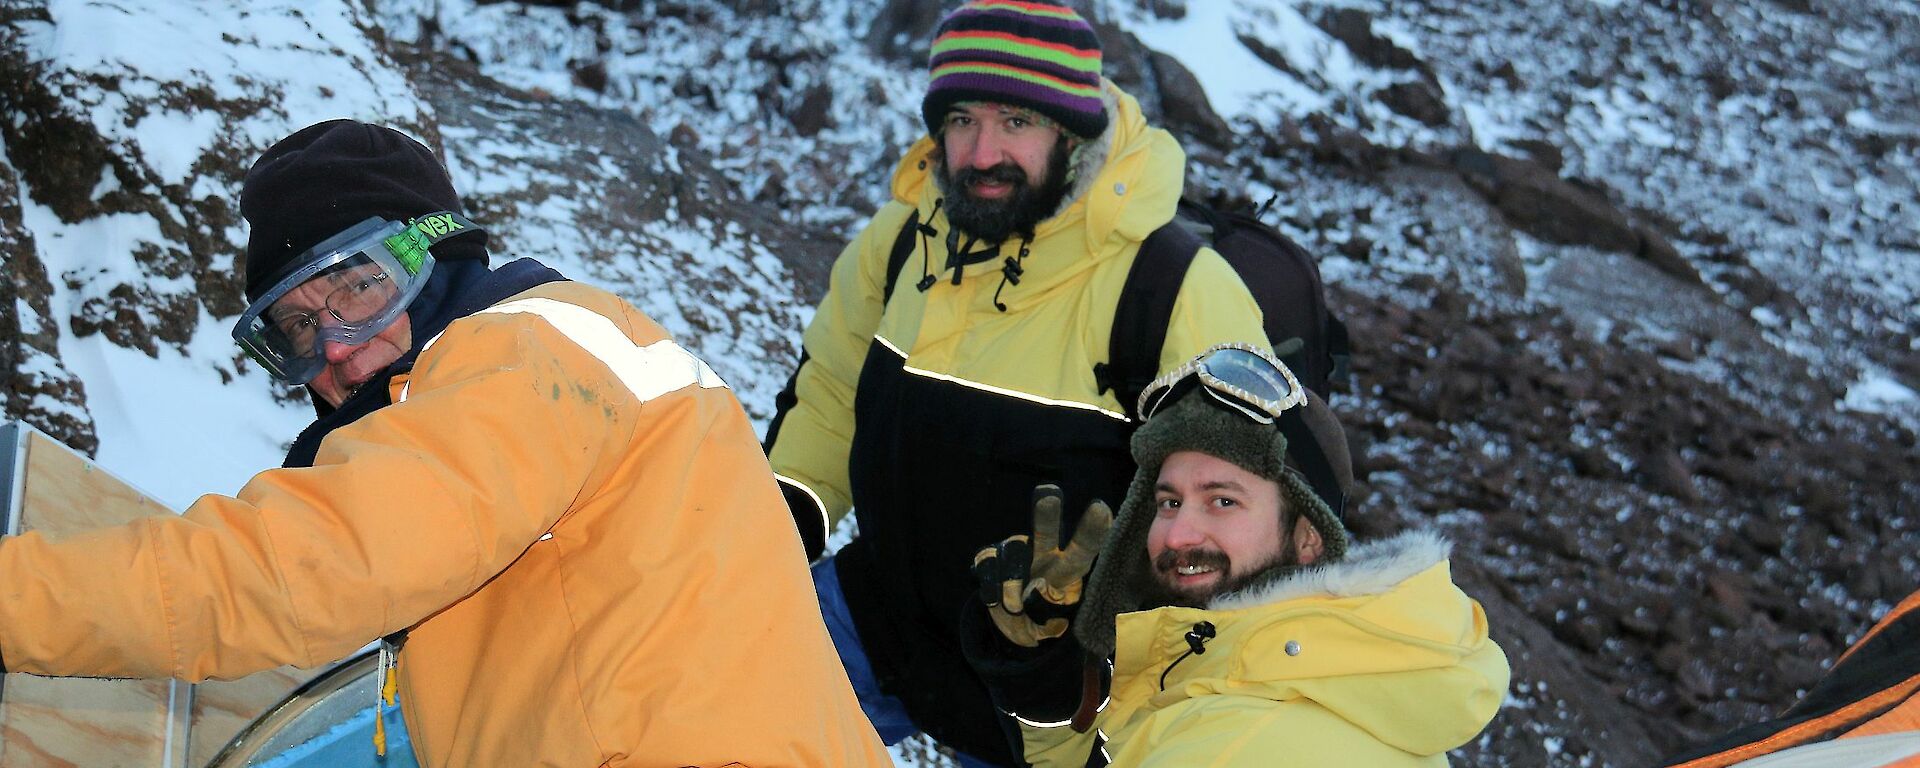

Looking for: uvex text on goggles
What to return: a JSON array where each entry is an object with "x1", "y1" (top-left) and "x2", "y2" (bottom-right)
[
  {"x1": 1139, "y1": 343, "x2": 1347, "y2": 519},
  {"x1": 233, "y1": 211, "x2": 479, "y2": 383}
]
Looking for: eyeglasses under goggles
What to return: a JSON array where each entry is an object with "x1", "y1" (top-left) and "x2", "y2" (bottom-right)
[{"x1": 232, "y1": 212, "x2": 477, "y2": 384}]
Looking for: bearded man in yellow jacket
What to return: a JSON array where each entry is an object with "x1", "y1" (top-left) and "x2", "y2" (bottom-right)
[
  {"x1": 965, "y1": 345, "x2": 1510, "y2": 766},
  {"x1": 0, "y1": 120, "x2": 890, "y2": 767},
  {"x1": 762, "y1": 2, "x2": 1271, "y2": 764}
]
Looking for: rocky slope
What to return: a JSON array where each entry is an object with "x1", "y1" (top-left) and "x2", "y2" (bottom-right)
[{"x1": 3, "y1": 1, "x2": 1916, "y2": 766}]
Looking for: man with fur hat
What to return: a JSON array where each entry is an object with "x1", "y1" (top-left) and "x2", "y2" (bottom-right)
[
  {"x1": 0, "y1": 120, "x2": 889, "y2": 767},
  {"x1": 762, "y1": 1, "x2": 1270, "y2": 763},
  {"x1": 964, "y1": 344, "x2": 1510, "y2": 766}
]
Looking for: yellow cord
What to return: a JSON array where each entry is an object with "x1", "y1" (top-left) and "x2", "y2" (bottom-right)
[{"x1": 374, "y1": 646, "x2": 398, "y2": 757}]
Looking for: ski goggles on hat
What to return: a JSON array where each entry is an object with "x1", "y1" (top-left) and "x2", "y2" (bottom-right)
[
  {"x1": 1139, "y1": 342, "x2": 1347, "y2": 520},
  {"x1": 1138, "y1": 342, "x2": 1307, "y2": 425},
  {"x1": 233, "y1": 211, "x2": 477, "y2": 384}
]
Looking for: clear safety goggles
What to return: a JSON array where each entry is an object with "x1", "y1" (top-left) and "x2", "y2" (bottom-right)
[
  {"x1": 1138, "y1": 342, "x2": 1308, "y2": 425},
  {"x1": 233, "y1": 212, "x2": 475, "y2": 383}
]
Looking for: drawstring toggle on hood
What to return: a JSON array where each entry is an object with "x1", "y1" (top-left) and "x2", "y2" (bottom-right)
[
  {"x1": 1158, "y1": 620, "x2": 1215, "y2": 691},
  {"x1": 944, "y1": 229, "x2": 998, "y2": 286},
  {"x1": 992, "y1": 239, "x2": 1032, "y2": 312},
  {"x1": 915, "y1": 199, "x2": 944, "y2": 292}
]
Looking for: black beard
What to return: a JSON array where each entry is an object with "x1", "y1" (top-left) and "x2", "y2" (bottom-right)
[
  {"x1": 938, "y1": 139, "x2": 1072, "y2": 244},
  {"x1": 1134, "y1": 537, "x2": 1307, "y2": 610}
]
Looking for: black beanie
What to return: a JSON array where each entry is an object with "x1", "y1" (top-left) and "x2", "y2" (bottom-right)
[{"x1": 241, "y1": 120, "x2": 487, "y2": 303}]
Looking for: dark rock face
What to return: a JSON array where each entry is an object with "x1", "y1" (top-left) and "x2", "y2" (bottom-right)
[
  {"x1": 1460, "y1": 150, "x2": 1639, "y2": 251},
  {"x1": 863, "y1": 0, "x2": 946, "y2": 63},
  {"x1": 1452, "y1": 148, "x2": 1704, "y2": 286},
  {"x1": 1378, "y1": 80, "x2": 1450, "y2": 127},
  {"x1": 1146, "y1": 0, "x2": 1186, "y2": 20},
  {"x1": 1315, "y1": 9, "x2": 1450, "y2": 126},
  {"x1": 0, "y1": 152, "x2": 95, "y2": 455},
  {"x1": 1146, "y1": 50, "x2": 1232, "y2": 148},
  {"x1": 1317, "y1": 8, "x2": 1429, "y2": 74},
  {"x1": 789, "y1": 84, "x2": 835, "y2": 138}
]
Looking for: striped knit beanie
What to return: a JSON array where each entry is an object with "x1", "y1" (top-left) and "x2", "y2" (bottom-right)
[{"x1": 922, "y1": 0, "x2": 1108, "y2": 140}]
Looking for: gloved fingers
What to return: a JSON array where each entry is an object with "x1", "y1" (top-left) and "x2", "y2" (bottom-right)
[
  {"x1": 972, "y1": 544, "x2": 1004, "y2": 607},
  {"x1": 998, "y1": 537, "x2": 1032, "y2": 613},
  {"x1": 1032, "y1": 578, "x2": 1083, "y2": 607},
  {"x1": 987, "y1": 610, "x2": 1072, "y2": 648},
  {"x1": 1058, "y1": 498, "x2": 1114, "y2": 573},
  {"x1": 1029, "y1": 484, "x2": 1065, "y2": 556},
  {"x1": 1002, "y1": 580, "x2": 1027, "y2": 614},
  {"x1": 988, "y1": 610, "x2": 1046, "y2": 648}
]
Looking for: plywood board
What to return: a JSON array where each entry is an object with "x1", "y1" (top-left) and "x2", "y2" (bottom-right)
[
  {"x1": 0, "y1": 424, "x2": 189, "y2": 767},
  {"x1": 0, "y1": 676, "x2": 188, "y2": 768}
]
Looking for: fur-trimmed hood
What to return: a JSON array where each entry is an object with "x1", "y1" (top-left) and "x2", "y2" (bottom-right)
[{"x1": 1208, "y1": 529, "x2": 1451, "y2": 612}]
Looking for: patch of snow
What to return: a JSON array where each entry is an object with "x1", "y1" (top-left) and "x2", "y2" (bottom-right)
[
  {"x1": 1130, "y1": 0, "x2": 1334, "y2": 118},
  {"x1": 1839, "y1": 372, "x2": 1919, "y2": 415}
]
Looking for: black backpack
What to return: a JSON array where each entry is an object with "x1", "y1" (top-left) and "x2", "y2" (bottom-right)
[{"x1": 882, "y1": 199, "x2": 1350, "y2": 420}]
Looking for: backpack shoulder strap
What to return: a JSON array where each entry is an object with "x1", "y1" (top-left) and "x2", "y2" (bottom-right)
[
  {"x1": 881, "y1": 210, "x2": 921, "y2": 304},
  {"x1": 1099, "y1": 220, "x2": 1202, "y2": 421},
  {"x1": 1325, "y1": 314, "x2": 1352, "y2": 395}
]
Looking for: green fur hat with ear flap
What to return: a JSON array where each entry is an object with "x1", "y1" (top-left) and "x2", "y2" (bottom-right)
[{"x1": 1075, "y1": 386, "x2": 1355, "y2": 657}]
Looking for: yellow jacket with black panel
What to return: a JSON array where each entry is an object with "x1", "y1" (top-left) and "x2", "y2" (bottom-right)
[
  {"x1": 0, "y1": 280, "x2": 890, "y2": 768},
  {"x1": 764, "y1": 80, "x2": 1269, "y2": 760}
]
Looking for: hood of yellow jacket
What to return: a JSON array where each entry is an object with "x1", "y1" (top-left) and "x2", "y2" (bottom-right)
[
  {"x1": 885, "y1": 80, "x2": 1185, "y2": 314},
  {"x1": 1111, "y1": 530, "x2": 1511, "y2": 758}
]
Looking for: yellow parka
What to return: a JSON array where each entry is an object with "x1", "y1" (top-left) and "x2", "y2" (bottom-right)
[
  {"x1": 1023, "y1": 532, "x2": 1510, "y2": 767},
  {"x1": 768, "y1": 79, "x2": 1268, "y2": 549},
  {"x1": 761, "y1": 80, "x2": 1272, "y2": 759},
  {"x1": 0, "y1": 281, "x2": 891, "y2": 767}
]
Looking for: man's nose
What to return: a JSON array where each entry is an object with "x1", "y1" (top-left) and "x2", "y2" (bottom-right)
[
  {"x1": 1163, "y1": 509, "x2": 1209, "y2": 550},
  {"x1": 959, "y1": 130, "x2": 1006, "y2": 170},
  {"x1": 322, "y1": 339, "x2": 359, "y2": 364}
]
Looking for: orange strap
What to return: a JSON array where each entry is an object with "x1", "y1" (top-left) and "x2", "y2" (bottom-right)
[
  {"x1": 1668, "y1": 671, "x2": 1920, "y2": 768},
  {"x1": 1844, "y1": 693, "x2": 1920, "y2": 740}
]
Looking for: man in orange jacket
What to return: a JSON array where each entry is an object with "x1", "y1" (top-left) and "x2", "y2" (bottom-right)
[{"x1": 0, "y1": 120, "x2": 890, "y2": 767}]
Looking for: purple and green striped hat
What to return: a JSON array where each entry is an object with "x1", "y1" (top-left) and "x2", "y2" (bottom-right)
[{"x1": 922, "y1": 0, "x2": 1107, "y2": 140}]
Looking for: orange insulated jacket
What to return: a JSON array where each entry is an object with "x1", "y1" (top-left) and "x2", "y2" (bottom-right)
[{"x1": 0, "y1": 281, "x2": 890, "y2": 767}]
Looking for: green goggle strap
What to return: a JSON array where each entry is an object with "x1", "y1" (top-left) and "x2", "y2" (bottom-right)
[{"x1": 382, "y1": 211, "x2": 482, "y2": 275}]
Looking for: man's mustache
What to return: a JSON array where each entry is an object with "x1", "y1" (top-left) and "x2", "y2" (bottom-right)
[
  {"x1": 1154, "y1": 547, "x2": 1231, "y2": 575},
  {"x1": 951, "y1": 163, "x2": 1028, "y2": 189}
]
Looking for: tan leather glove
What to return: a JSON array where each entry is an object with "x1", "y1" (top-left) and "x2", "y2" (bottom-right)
[{"x1": 971, "y1": 485, "x2": 1114, "y2": 647}]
